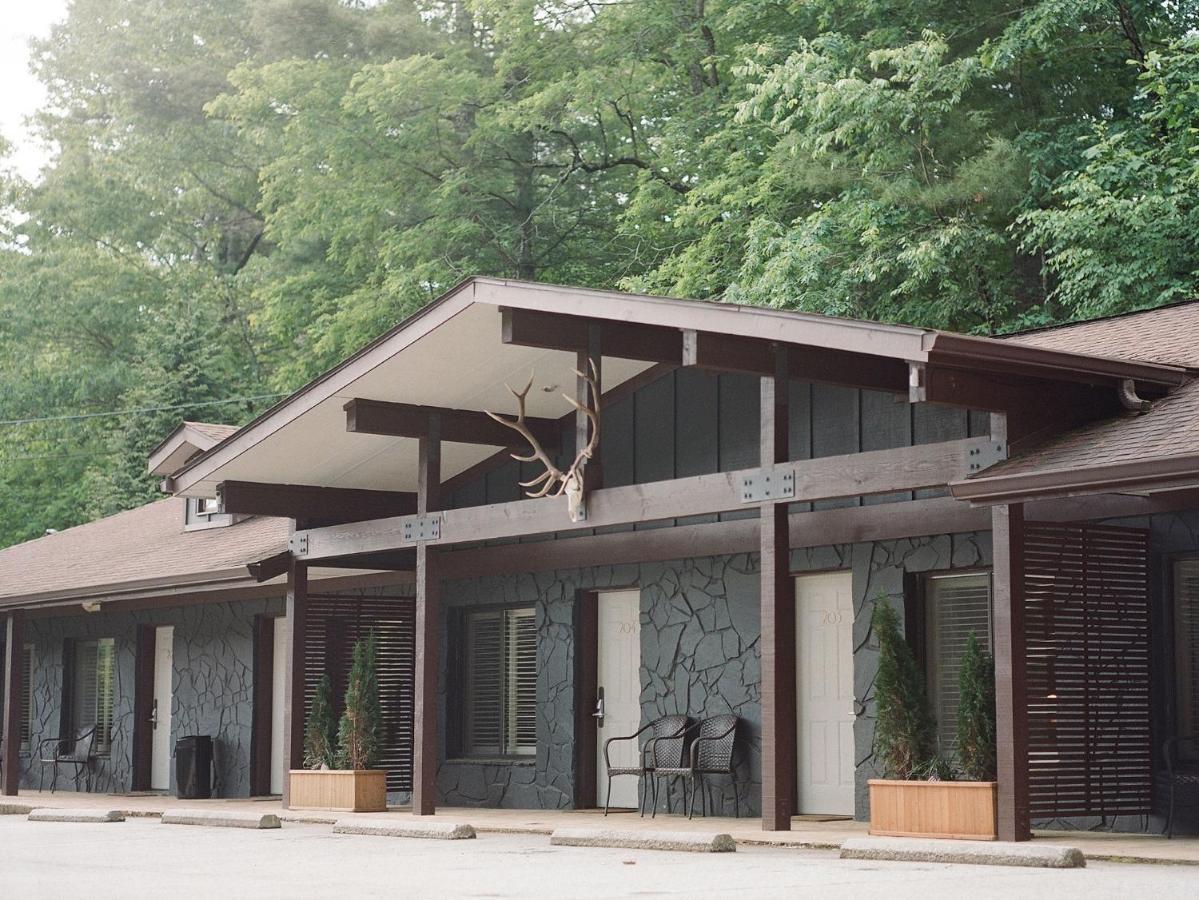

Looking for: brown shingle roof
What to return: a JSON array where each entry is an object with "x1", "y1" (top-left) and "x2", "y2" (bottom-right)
[
  {"x1": 0, "y1": 498, "x2": 289, "y2": 605},
  {"x1": 183, "y1": 421, "x2": 239, "y2": 443},
  {"x1": 1006, "y1": 301, "x2": 1199, "y2": 369}
]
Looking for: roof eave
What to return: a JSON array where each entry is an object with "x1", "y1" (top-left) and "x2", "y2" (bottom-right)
[{"x1": 949, "y1": 453, "x2": 1199, "y2": 505}]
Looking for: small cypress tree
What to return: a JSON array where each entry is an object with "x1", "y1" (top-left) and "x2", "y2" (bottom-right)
[
  {"x1": 304, "y1": 673, "x2": 338, "y2": 769},
  {"x1": 337, "y1": 631, "x2": 382, "y2": 770},
  {"x1": 871, "y1": 599, "x2": 936, "y2": 780},
  {"x1": 956, "y1": 632, "x2": 997, "y2": 782}
]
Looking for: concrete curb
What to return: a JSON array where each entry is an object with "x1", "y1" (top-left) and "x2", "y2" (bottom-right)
[
  {"x1": 550, "y1": 827, "x2": 735, "y2": 853},
  {"x1": 840, "y1": 836, "x2": 1085, "y2": 868},
  {"x1": 0, "y1": 802, "x2": 35, "y2": 815},
  {"x1": 28, "y1": 808, "x2": 125, "y2": 823},
  {"x1": 333, "y1": 819, "x2": 476, "y2": 840},
  {"x1": 161, "y1": 809, "x2": 281, "y2": 829}
]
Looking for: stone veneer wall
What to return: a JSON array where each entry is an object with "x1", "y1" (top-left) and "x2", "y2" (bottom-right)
[
  {"x1": 18, "y1": 597, "x2": 283, "y2": 796},
  {"x1": 437, "y1": 530, "x2": 991, "y2": 820}
]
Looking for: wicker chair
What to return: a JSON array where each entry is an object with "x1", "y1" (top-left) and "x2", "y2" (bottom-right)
[
  {"x1": 38, "y1": 724, "x2": 97, "y2": 793},
  {"x1": 649, "y1": 714, "x2": 740, "y2": 819},
  {"x1": 1164, "y1": 737, "x2": 1199, "y2": 838},
  {"x1": 601, "y1": 714, "x2": 689, "y2": 816}
]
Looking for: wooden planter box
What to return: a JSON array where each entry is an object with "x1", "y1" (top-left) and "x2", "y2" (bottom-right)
[
  {"x1": 288, "y1": 769, "x2": 388, "y2": 812},
  {"x1": 868, "y1": 779, "x2": 998, "y2": 841}
]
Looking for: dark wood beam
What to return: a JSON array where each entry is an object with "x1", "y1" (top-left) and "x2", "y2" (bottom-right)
[
  {"x1": 218, "y1": 480, "x2": 416, "y2": 529},
  {"x1": 684, "y1": 330, "x2": 909, "y2": 394},
  {"x1": 502, "y1": 307, "x2": 682, "y2": 363},
  {"x1": 292, "y1": 435, "x2": 997, "y2": 561},
  {"x1": 345, "y1": 397, "x2": 560, "y2": 448},
  {"x1": 280, "y1": 559, "x2": 308, "y2": 810},
  {"x1": 992, "y1": 503, "x2": 1031, "y2": 841},
  {"x1": 248, "y1": 550, "x2": 292, "y2": 583},
  {"x1": 2, "y1": 610, "x2": 24, "y2": 795},
  {"x1": 413, "y1": 415, "x2": 441, "y2": 816},
  {"x1": 760, "y1": 345, "x2": 796, "y2": 831}
]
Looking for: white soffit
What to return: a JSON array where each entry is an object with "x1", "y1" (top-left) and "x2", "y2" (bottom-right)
[{"x1": 180, "y1": 303, "x2": 653, "y2": 497}]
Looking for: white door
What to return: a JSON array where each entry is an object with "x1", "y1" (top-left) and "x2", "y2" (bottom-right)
[
  {"x1": 795, "y1": 572, "x2": 856, "y2": 815},
  {"x1": 151, "y1": 625, "x2": 174, "y2": 791},
  {"x1": 270, "y1": 616, "x2": 288, "y2": 795},
  {"x1": 596, "y1": 590, "x2": 642, "y2": 809}
]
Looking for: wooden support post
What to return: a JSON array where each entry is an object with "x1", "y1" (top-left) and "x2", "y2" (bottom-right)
[
  {"x1": 413, "y1": 414, "x2": 441, "y2": 816},
  {"x1": 992, "y1": 502, "x2": 1031, "y2": 841},
  {"x1": 2, "y1": 610, "x2": 25, "y2": 796},
  {"x1": 760, "y1": 346, "x2": 796, "y2": 831},
  {"x1": 131, "y1": 625, "x2": 156, "y2": 792},
  {"x1": 281, "y1": 558, "x2": 307, "y2": 809},
  {"x1": 578, "y1": 325, "x2": 602, "y2": 492},
  {"x1": 250, "y1": 615, "x2": 276, "y2": 796}
]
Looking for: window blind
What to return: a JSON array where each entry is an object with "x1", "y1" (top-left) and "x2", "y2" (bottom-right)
[
  {"x1": 21, "y1": 644, "x2": 33, "y2": 749},
  {"x1": 463, "y1": 607, "x2": 537, "y2": 756},
  {"x1": 1176, "y1": 559, "x2": 1199, "y2": 738},
  {"x1": 72, "y1": 638, "x2": 115, "y2": 754},
  {"x1": 925, "y1": 572, "x2": 993, "y2": 754}
]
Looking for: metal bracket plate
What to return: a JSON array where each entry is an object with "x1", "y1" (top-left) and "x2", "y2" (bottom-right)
[
  {"x1": 740, "y1": 468, "x2": 796, "y2": 504},
  {"x1": 965, "y1": 441, "x2": 1008, "y2": 475},
  {"x1": 290, "y1": 533, "x2": 309, "y2": 556},
  {"x1": 403, "y1": 514, "x2": 442, "y2": 543}
]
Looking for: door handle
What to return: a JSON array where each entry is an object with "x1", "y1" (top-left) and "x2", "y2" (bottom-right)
[
  {"x1": 150, "y1": 699, "x2": 159, "y2": 729},
  {"x1": 592, "y1": 697, "x2": 604, "y2": 724}
]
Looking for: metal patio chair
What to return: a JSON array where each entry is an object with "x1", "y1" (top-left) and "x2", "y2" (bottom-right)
[
  {"x1": 648, "y1": 714, "x2": 740, "y2": 819},
  {"x1": 1164, "y1": 737, "x2": 1199, "y2": 838},
  {"x1": 601, "y1": 714, "x2": 689, "y2": 816},
  {"x1": 38, "y1": 724, "x2": 97, "y2": 793}
]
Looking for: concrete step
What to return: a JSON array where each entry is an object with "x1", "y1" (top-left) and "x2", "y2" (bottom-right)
[
  {"x1": 550, "y1": 827, "x2": 735, "y2": 853},
  {"x1": 840, "y1": 836, "x2": 1085, "y2": 868},
  {"x1": 161, "y1": 809, "x2": 281, "y2": 829},
  {"x1": 333, "y1": 819, "x2": 476, "y2": 840},
  {"x1": 0, "y1": 802, "x2": 34, "y2": 815},
  {"x1": 28, "y1": 808, "x2": 124, "y2": 823}
]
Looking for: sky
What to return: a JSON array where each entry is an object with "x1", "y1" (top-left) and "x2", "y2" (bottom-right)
[{"x1": 0, "y1": 0, "x2": 70, "y2": 181}]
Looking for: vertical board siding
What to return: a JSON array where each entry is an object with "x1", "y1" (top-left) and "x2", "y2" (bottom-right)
[
  {"x1": 449, "y1": 367, "x2": 976, "y2": 520},
  {"x1": 1023, "y1": 522, "x2": 1152, "y2": 818},
  {"x1": 304, "y1": 594, "x2": 416, "y2": 793}
]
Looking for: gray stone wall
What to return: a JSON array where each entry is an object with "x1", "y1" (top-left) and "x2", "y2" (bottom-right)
[
  {"x1": 437, "y1": 531, "x2": 990, "y2": 820},
  {"x1": 18, "y1": 597, "x2": 282, "y2": 796}
]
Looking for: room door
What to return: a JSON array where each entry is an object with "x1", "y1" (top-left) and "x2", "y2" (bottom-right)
[
  {"x1": 795, "y1": 572, "x2": 856, "y2": 815},
  {"x1": 150, "y1": 625, "x2": 174, "y2": 791},
  {"x1": 269, "y1": 616, "x2": 288, "y2": 794},
  {"x1": 596, "y1": 589, "x2": 642, "y2": 809}
]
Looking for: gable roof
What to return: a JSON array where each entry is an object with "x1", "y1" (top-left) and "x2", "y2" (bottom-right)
[
  {"x1": 162, "y1": 277, "x2": 1185, "y2": 501},
  {"x1": 148, "y1": 421, "x2": 241, "y2": 477},
  {"x1": 0, "y1": 498, "x2": 290, "y2": 608},
  {"x1": 1005, "y1": 300, "x2": 1199, "y2": 369}
]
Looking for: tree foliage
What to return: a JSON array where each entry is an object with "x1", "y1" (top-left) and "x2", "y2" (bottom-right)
[
  {"x1": 2, "y1": 0, "x2": 1198, "y2": 546},
  {"x1": 871, "y1": 599, "x2": 936, "y2": 780},
  {"x1": 337, "y1": 631, "x2": 382, "y2": 771},
  {"x1": 304, "y1": 673, "x2": 338, "y2": 769},
  {"x1": 956, "y1": 632, "x2": 997, "y2": 782}
]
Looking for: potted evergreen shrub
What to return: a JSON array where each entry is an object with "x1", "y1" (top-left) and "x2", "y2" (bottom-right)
[
  {"x1": 289, "y1": 632, "x2": 388, "y2": 812},
  {"x1": 867, "y1": 601, "x2": 999, "y2": 840}
]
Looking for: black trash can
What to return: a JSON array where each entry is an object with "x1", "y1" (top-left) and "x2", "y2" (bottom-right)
[{"x1": 175, "y1": 735, "x2": 213, "y2": 800}]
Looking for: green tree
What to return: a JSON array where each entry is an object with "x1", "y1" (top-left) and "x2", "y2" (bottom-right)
[
  {"x1": 337, "y1": 632, "x2": 382, "y2": 771},
  {"x1": 871, "y1": 599, "x2": 936, "y2": 780},
  {"x1": 956, "y1": 632, "x2": 997, "y2": 782},
  {"x1": 304, "y1": 673, "x2": 338, "y2": 770}
]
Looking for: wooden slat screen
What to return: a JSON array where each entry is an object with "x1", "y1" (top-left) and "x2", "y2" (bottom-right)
[
  {"x1": 1024, "y1": 522, "x2": 1152, "y2": 818},
  {"x1": 304, "y1": 594, "x2": 416, "y2": 792}
]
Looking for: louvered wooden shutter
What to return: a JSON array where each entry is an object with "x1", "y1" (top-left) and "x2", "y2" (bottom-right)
[
  {"x1": 20, "y1": 644, "x2": 33, "y2": 748},
  {"x1": 1176, "y1": 559, "x2": 1199, "y2": 738},
  {"x1": 505, "y1": 609, "x2": 537, "y2": 754},
  {"x1": 95, "y1": 638, "x2": 115, "y2": 753},
  {"x1": 925, "y1": 573, "x2": 993, "y2": 754},
  {"x1": 466, "y1": 611, "x2": 504, "y2": 755}
]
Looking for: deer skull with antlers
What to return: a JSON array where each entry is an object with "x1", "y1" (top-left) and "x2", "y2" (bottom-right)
[{"x1": 484, "y1": 360, "x2": 600, "y2": 522}]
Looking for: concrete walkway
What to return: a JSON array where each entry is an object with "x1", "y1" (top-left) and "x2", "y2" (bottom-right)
[{"x1": 7, "y1": 789, "x2": 1198, "y2": 865}]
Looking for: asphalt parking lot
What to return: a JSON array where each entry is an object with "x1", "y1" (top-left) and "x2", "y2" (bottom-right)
[{"x1": 1, "y1": 816, "x2": 1196, "y2": 899}]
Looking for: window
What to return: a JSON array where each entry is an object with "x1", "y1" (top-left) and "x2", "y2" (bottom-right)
[
  {"x1": 1175, "y1": 558, "x2": 1199, "y2": 738},
  {"x1": 459, "y1": 607, "x2": 537, "y2": 757},
  {"x1": 72, "y1": 638, "x2": 115, "y2": 755},
  {"x1": 923, "y1": 572, "x2": 993, "y2": 753},
  {"x1": 184, "y1": 496, "x2": 232, "y2": 530},
  {"x1": 20, "y1": 644, "x2": 33, "y2": 750}
]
